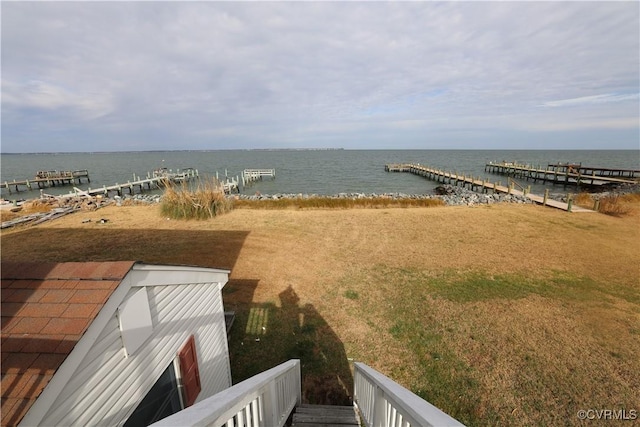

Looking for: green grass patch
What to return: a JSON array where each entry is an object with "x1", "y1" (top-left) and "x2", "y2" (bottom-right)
[
  {"x1": 343, "y1": 289, "x2": 359, "y2": 300},
  {"x1": 227, "y1": 298, "x2": 353, "y2": 405},
  {"x1": 337, "y1": 265, "x2": 639, "y2": 425},
  {"x1": 371, "y1": 266, "x2": 639, "y2": 305},
  {"x1": 225, "y1": 265, "x2": 638, "y2": 424},
  {"x1": 373, "y1": 269, "x2": 494, "y2": 424},
  {"x1": 430, "y1": 271, "x2": 532, "y2": 302},
  {"x1": 388, "y1": 317, "x2": 485, "y2": 423}
]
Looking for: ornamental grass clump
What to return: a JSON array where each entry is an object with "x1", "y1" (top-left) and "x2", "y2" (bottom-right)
[
  {"x1": 574, "y1": 192, "x2": 594, "y2": 209},
  {"x1": 597, "y1": 193, "x2": 635, "y2": 217},
  {"x1": 160, "y1": 177, "x2": 232, "y2": 220},
  {"x1": 575, "y1": 191, "x2": 638, "y2": 216}
]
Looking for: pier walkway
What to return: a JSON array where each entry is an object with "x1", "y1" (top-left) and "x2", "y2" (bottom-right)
[
  {"x1": 215, "y1": 168, "x2": 276, "y2": 193},
  {"x1": 1, "y1": 170, "x2": 90, "y2": 194},
  {"x1": 386, "y1": 163, "x2": 594, "y2": 212},
  {"x1": 485, "y1": 162, "x2": 639, "y2": 186},
  {"x1": 54, "y1": 168, "x2": 199, "y2": 199},
  {"x1": 242, "y1": 168, "x2": 276, "y2": 186}
]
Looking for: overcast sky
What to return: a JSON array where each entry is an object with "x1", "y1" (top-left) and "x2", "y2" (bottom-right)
[{"x1": 1, "y1": 1, "x2": 639, "y2": 153}]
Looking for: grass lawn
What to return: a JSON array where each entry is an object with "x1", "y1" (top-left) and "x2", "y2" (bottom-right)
[{"x1": 2, "y1": 199, "x2": 639, "y2": 426}]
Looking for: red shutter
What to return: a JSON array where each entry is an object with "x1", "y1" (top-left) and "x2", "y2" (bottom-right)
[{"x1": 179, "y1": 335, "x2": 201, "y2": 407}]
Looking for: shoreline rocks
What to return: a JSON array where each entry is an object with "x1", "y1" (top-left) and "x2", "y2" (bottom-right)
[
  {"x1": 95, "y1": 183, "x2": 640, "y2": 207},
  {"x1": 6, "y1": 183, "x2": 640, "y2": 209},
  {"x1": 226, "y1": 185, "x2": 534, "y2": 206}
]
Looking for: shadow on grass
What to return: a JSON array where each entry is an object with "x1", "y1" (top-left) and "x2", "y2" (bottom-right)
[
  {"x1": 225, "y1": 281, "x2": 353, "y2": 406},
  {"x1": 0, "y1": 228, "x2": 250, "y2": 271},
  {"x1": 3, "y1": 227, "x2": 354, "y2": 405},
  {"x1": 1, "y1": 228, "x2": 252, "y2": 424}
]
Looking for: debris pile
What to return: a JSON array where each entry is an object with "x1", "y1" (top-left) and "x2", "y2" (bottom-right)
[
  {"x1": 1, "y1": 194, "x2": 110, "y2": 229},
  {"x1": 1, "y1": 192, "x2": 163, "y2": 229}
]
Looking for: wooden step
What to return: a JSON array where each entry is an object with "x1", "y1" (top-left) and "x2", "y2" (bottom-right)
[{"x1": 292, "y1": 404, "x2": 360, "y2": 426}]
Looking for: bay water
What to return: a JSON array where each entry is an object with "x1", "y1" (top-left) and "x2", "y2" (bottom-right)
[{"x1": 1, "y1": 149, "x2": 638, "y2": 200}]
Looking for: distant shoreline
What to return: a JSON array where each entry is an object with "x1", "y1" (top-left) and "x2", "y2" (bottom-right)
[{"x1": 2, "y1": 148, "x2": 639, "y2": 155}]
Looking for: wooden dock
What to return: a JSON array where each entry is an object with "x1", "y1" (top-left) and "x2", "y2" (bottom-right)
[
  {"x1": 213, "y1": 170, "x2": 241, "y2": 194},
  {"x1": 484, "y1": 162, "x2": 639, "y2": 187},
  {"x1": 242, "y1": 168, "x2": 276, "y2": 186},
  {"x1": 55, "y1": 168, "x2": 199, "y2": 199},
  {"x1": 214, "y1": 168, "x2": 275, "y2": 193},
  {"x1": 386, "y1": 163, "x2": 594, "y2": 212},
  {"x1": 221, "y1": 177, "x2": 240, "y2": 194},
  {"x1": 1, "y1": 170, "x2": 90, "y2": 194}
]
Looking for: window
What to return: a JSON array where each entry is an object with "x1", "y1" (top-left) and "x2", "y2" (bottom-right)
[
  {"x1": 124, "y1": 336, "x2": 202, "y2": 426},
  {"x1": 123, "y1": 363, "x2": 182, "y2": 427}
]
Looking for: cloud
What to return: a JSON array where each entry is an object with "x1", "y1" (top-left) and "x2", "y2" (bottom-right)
[
  {"x1": 2, "y1": 79, "x2": 114, "y2": 119},
  {"x1": 541, "y1": 93, "x2": 640, "y2": 108},
  {"x1": 1, "y1": 1, "x2": 638, "y2": 151}
]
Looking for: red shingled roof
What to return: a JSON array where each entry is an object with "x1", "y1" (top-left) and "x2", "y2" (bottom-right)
[{"x1": 1, "y1": 261, "x2": 136, "y2": 427}]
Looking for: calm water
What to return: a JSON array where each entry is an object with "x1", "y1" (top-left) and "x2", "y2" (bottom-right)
[{"x1": 1, "y1": 150, "x2": 638, "y2": 199}]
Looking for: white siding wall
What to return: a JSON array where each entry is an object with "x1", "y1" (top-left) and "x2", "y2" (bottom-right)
[{"x1": 40, "y1": 281, "x2": 231, "y2": 426}]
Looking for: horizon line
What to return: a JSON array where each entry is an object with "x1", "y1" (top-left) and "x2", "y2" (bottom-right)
[{"x1": 2, "y1": 148, "x2": 639, "y2": 155}]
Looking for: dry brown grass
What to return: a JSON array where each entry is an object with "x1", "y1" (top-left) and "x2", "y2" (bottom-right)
[
  {"x1": 0, "y1": 208, "x2": 21, "y2": 222},
  {"x1": 574, "y1": 192, "x2": 595, "y2": 208},
  {"x1": 232, "y1": 196, "x2": 445, "y2": 209},
  {"x1": 597, "y1": 193, "x2": 637, "y2": 217},
  {"x1": 575, "y1": 191, "x2": 640, "y2": 217},
  {"x1": 2, "y1": 202, "x2": 639, "y2": 426},
  {"x1": 160, "y1": 177, "x2": 232, "y2": 219},
  {"x1": 0, "y1": 199, "x2": 54, "y2": 222}
]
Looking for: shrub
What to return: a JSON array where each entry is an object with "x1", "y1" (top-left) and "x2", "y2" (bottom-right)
[
  {"x1": 597, "y1": 194, "x2": 633, "y2": 217},
  {"x1": 21, "y1": 199, "x2": 55, "y2": 213},
  {"x1": 160, "y1": 177, "x2": 232, "y2": 220},
  {"x1": 574, "y1": 192, "x2": 594, "y2": 209}
]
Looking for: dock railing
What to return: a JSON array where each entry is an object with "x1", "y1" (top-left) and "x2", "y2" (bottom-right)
[
  {"x1": 151, "y1": 359, "x2": 301, "y2": 427},
  {"x1": 354, "y1": 362, "x2": 465, "y2": 427},
  {"x1": 242, "y1": 169, "x2": 276, "y2": 187}
]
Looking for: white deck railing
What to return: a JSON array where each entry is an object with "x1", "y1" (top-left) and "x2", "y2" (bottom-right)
[
  {"x1": 151, "y1": 359, "x2": 301, "y2": 427},
  {"x1": 354, "y1": 362, "x2": 465, "y2": 427},
  {"x1": 241, "y1": 169, "x2": 276, "y2": 186}
]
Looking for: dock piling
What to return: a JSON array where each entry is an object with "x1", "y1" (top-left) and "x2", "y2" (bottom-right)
[
  {"x1": 485, "y1": 161, "x2": 638, "y2": 187},
  {"x1": 385, "y1": 163, "x2": 594, "y2": 212}
]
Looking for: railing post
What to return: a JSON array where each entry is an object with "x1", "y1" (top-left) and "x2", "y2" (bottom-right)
[
  {"x1": 296, "y1": 361, "x2": 302, "y2": 405},
  {"x1": 567, "y1": 193, "x2": 573, "y2": 212},
  {"x1": 263, "y1": 376, "x2": 278, "y2": 425},
  {"x1": 237, "y1": 408, "x2": 245, "y2": 426},
  {"x1": 543, "y1": 189, "x2": 549, "y2": 206},
  {"x1": 373, "y1": 385, "x2": 385, "y2": 427},
  {"x1": 252, "y1": 399, "x2": 261, "y2": 425}
]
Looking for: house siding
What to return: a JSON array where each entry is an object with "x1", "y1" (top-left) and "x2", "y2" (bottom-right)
[{"x1": 36, "y1": 281, "x2": 231, "y2": 426}]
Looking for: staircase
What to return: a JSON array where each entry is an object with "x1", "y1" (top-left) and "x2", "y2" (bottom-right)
[
  {"x1": 292, "y1": 404, "x2": 360, "y2": 426},
  {"x1": 152, "y1": 360, "x2": 465, "y2": 427}
]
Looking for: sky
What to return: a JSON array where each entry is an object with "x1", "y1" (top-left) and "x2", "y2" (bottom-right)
[{"x1": 1, "y1": 1, "x2": 639, "y2": 153}]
